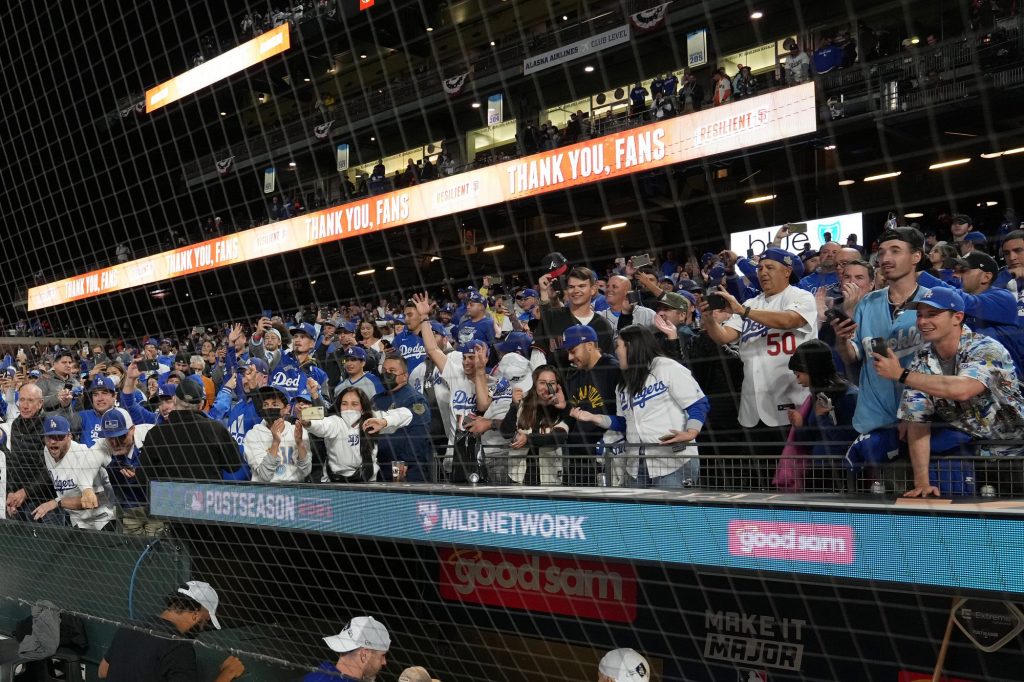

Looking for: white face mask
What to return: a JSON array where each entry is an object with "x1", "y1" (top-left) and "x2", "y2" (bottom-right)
[{"x1": 340, "y1": 410, "x2": 362, "y2": 426}]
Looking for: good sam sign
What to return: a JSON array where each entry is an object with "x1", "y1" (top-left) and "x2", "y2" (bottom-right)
[{"x1": 439, "y1": 548, "x2": 637, "y2": 622}]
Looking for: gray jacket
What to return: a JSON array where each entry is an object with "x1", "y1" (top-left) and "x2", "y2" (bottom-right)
[{"x1": 596, "y1": 305, "x2": 657, "y2": 338}]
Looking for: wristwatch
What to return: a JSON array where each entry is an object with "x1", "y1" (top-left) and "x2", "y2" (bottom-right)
[{"x1": 899, "y1": 368, "x2": 911, "y2": 384}]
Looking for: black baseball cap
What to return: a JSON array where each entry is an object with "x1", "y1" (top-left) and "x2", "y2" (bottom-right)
[
  {"x1": 175, "y1": 379, "x2": 206, "y2": 405},
  {"x1": 878, "y1": 226, "x2": 925, "y2": 251},
  {"x1": 951, "y1": 213, "x2": 973, "y2": 225},
  {"x1": 955, "y1": 251, "x2": 999, "y2": 275}
]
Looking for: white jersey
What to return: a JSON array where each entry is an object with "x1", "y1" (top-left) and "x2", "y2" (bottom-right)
[
  {"x1": 305, "y1": 408, "x2": 411, "y2": 481},
  {"x1": 440, "y1": 351, "x2": 513, "y2": 451},
  {"x1": 616, "y1": 357, "x2": 706, "y2": 478},
  {"x1": 529, "y1": 348, "x2": 547, "y2": 371},
  {"x1": 724, "y1": 285, "x2": 816, "y2": 427},
  {"x1": 44, "y1": 441, "x2": 116, "y2": 530},
  {"x1": 244, "y1": 421, "x2": 312, "y2": 482}
]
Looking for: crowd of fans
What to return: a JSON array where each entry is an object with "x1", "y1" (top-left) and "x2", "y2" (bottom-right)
[{"x1": 6, "y1": 209, "x2": 1024, "y2": 536}]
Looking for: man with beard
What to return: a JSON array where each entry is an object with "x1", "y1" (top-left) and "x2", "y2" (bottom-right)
[
  {"x1": 249, "y1": 316, "x2": 287, "y2": 370},
  {"x1": 798, "y1": 241, "x2": 841, "y2": 295},
  {"x1": 34, "y1": 415, "x2": 116, "y2": 530},
  {"x1": 3, "y1": 383, "x2": 65, "y2": 523},
  {"x1": 305, "y1": 617, "x2": 390, "y2": 682},
  {"x1": 90, "y1": 408, "x2": 162, "y2": 535}
]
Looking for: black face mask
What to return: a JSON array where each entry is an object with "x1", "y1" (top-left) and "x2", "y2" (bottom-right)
[
  {"x1": 381, "y1": 372, "x2": 399, "y2": 390},
  {"x1": 255, "y1": 401, "x2": 284, "y2": 423}
]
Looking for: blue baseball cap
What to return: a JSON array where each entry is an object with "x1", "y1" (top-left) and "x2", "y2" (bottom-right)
[
  {"x1": 707, "y1": 264, "x2": 727, "y2": 282},
  {"x1": 467, "y1": 292, "x2": 486, "y2": 305},
  {"x1": 675, "y1": 279, "x2": 701, "y2": 293},
  {"x1": 459, "y1": 339, "x2": 488, "y2": 354},
  {"x1": 428, "y1": 321, "x2": 448, "y2": 337},
  {"x1": 964, "y1": 231, "x2": 988, "y2": 244},
  {"x1": 519, "y1": 288, "x2": 539, "y2": 298},
  {"x1": 562, "y1": 325, "x2": 598, "y2": 350},
  {"x1": 760, "y1": 247, "x2": 805, "y2": 279},
  {"x1": 157, "y1": 383, "x2": 176, "y2": 399},
  {"x1": 907, "y1": 287, "x2": 965, "y2": 313},
  {"x1": 98, "y1": 408, "x2": 133, "y2": 438},
  {"x1": 394, "y1": 314, "x2": 406, "y2": 323},
  {"x1": 441, "y1": 303, "x2": 456, "y2": 313},
  {"x1": 679, "y1": 290, "x2": 698, "y2": 307},
  {"x1": 240, "y1": 357, "x2": 270, "y2": 375},
  {"x1": 42, "y1": 416, "x2": 71, "y2": 437},
  {"x1": 294, "y1": 390, "x2": 314, "y2": 404},
  {"x1": 161, "y1": 338, "x2": 173, "y2": 345},
  {"x1": 89, "y1": 375, "x2": 118, "y2": 393},
  {"x1": 338, "y1": 320, "x2": 358, "y2": 333},
  {"x1": 28, "y1": 369, "x2": 40, "y2": 378},
  {"x1": 288, "y1": 322, "x2": 318, "y2": 339},
  {"x1": 143, "y1": 339, "x2": 157, "y2": 348},
  {"x1": 495, "y1": 332, "x2": 531, "y2": 356},
  {"x1": 342, "y1": 346, "x2": 367, "y2": 361}
]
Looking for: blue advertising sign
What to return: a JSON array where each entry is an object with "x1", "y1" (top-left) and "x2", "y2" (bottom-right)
[{"x1": 150, "y1": 482, "x2": 1024, "y2": 596}]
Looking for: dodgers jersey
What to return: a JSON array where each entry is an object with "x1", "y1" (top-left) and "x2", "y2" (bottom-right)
[
  {"x1": 849, "y1": 286, "x2": 930, "y2": 433},
  {"x1": 45, "y1": 441, "x2": 116, "y2": 530},
  {"x1": 724, "y1": 285, "x2": 817, "y2": 427},
  {"x1": 392, "y1": 330, "x2": 426, "y2": 374}
]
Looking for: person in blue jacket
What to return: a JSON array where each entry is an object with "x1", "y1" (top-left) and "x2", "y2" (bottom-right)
[
  {"x1": 119, "y1": 361, "x2": 176, "y2": 425},
  {"x1": 797, "y1": 241, "x2": 842, "y2": 295},
  {"x1": 373, "y1": 354, "x2": 433, "y2": 482}
]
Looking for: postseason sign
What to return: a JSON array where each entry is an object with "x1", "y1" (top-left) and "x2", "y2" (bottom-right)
[
  {"x1": 523, "y1": 25, "x2": 631, "y2": 75},
  {"x1": 29, "y1": 83, "x2": 817, "y2": 310}
]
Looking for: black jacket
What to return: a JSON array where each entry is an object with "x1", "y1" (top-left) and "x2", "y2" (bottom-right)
[{"x1": 138, "y1": 409, "x2": 243, "y2": 483}]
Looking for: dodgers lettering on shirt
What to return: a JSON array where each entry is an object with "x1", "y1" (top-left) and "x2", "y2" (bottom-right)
[
  {"x1": 621, "y1": 380, "x2": 669, "y2": 409},
  {"x1": 51, "y1": 473, "x2": 78, "y2": 492},
  {"x1": 392, "y1": 331, "x2": 426, "y2": 373}
]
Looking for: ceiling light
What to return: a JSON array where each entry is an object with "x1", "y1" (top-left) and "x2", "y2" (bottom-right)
[
  {"x1": 219, "y1": 111, "x2": 226, "y2": 116},
  {"x1": 370, "y1": 136, "x2": 376, "y2": 141},
  {"x1": 837, "y1": 179, "x2": 855, "y2": 186},
  {"x1": 309, "y1": 279, "x2": 317, "y2": 285},
  {"x1": 744, "y1": 194, "x2": 777, "y2": 204},
  {"x1": 910, "y1": 37, "x2": 920, "y2": 44},
  {"x1": 482, "y1": 244, "x2": 505, "y2": 252},
  {"x1": 471, "y1": 102, "x2": 481, "y2": 108},
  {"x1": 601, "y1": 222, "x2": 627, "y2": 230},
  {"x1": 981, "y1": 147, "x2": 1024, "y2": 158},
  {"x1": 863, "y1": 171, "x2": 902, "y2": 182},
  {"x1": 904, "y1": 212, "x2": 924, "y2": 219},
  {"x1": 426, "y1": 26, "x2": 434, "y2": 32},
  {"x1": 360, "y1": 54, "x2": 367, "y2": 59},
  {"x1": 303, "y1": 77, "x2": 310, "y2": 82},
  {"x1": 430, "y1": 256, "x2": 441, "y2": 261},
  {"x1": 584, "y1": 65, "x2": 595, "y2": 73},
  {"x1": 750, "y1": 11, "x2": 764, "y2": 19},
  {"x1": 288, "y1": 161, "x2": 296, "y2": 167},
  {"x1": 386, "y1": 266, "x2": 394, "y2": 271},
  {"x1": 562, "y1": 15, "x2": 568, "y2": 21},
  {"x1": 556, "y1": 230, "x2": 583, "y2": 238},
  {"x1": 490, "y1": 40, "x2": 495, "y2": 46},
  {"x1": 823, "y1": 144, "x2": 837, "y2": 150},
  {"x1": 357, "y1": 269, "x2": 376, "y2": 275},
  {"x1": 929, "y1": 158, "x2": 971, "y2": 170},
  {"x1": 986, "y1": 200, "x2": 999, "y2": 206}
]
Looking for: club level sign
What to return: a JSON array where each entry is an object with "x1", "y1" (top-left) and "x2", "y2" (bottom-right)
[{"x1": 953, "y1": 599, "x2": 1024, "y2": 653}]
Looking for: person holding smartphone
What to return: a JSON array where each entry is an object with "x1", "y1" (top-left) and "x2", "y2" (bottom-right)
[{"x1": 499, "y1": 365, "x2": 569, "y2": 485}]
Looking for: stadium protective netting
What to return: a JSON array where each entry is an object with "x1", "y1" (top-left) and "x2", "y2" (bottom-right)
[{"x1": 2, "y1": 0, "x2": 1024, "y2": 680}]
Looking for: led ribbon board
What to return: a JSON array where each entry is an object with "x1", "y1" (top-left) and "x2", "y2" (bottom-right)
[
  {"x1": 29, "y1": 83, "x2": 816, "y2": 310},
  {"x1": 145, "y1": 24, "x2": 290, "y2": 113},
  {"x1": 150, "y1": 480, "x2": 1024, "y2": 597}
]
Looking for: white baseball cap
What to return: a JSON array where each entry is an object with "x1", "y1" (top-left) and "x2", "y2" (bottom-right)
[
  {"x1": 323, "y1": 616, "x2": 391, "y2": 653},
  {"x1": 398, "y1": 666, "x2": 431, "y2": 682},
  {"x1": 177, "y1": 581, "x2": 221, "y2": 630},
  {"x1": 599, "y1": 649, "x2": 650, "y2": 682}
]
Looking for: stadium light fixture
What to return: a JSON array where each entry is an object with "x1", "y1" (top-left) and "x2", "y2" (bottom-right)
[
  {"x1": 981, "y1": 147, "x2": 1024, "y2": 158},
  {"x1": 751, "y1": 11, "x2": 764, "y2": 19},
  {"x1": 601, "y1": 222, "x2": 627, "y2": 230},
  {"x1": 426, "y1": 26, "x2": 434, "y2": 32},
  {"x1": 430, "y1": 256, "x2": 442, "y2": 261},
  {"x1": 482, "y1": 245, "x2": 505, "y2": 252},
  {"x1": 360, "y1": 54, "x2": 367, "y2": 59},
  {"x1": 837, "y1": 179, "x2": 855, "y2": 186},
  {"x1": 584, "y1": 65, "x2": 595, "y2": 73},
  {"x1": 556, "y1": 230, "x2": 583, "y2": 238},
  {"x1": 288, "y1": 161, "x2": 296, "y2": 167},
  {"x1": 562, "y1": 15, "x2": 568, "y2": 21},
  {"x1": 303, "y1": 77, "x2": 310, "y2": 82},
  {"x1": 309, "y1": 279, "x2": 316, "y2": 285},
  {"x1": 863, "y1": 171, "x2": 901, "y2": 182},
  {"x1": 929, "y1": 158, "x2": 971, "y2": 170},
  {"x1": 357, "y1": 269, "x2": 376, "y2": 275},
  {"x1": 490, "y1": 41, "x2": 496, "y2": 46},
  {"x1": 386, "y1": 266, "x2": 394, "y2": 271},
  {"x1": 823, "y1": 144, "x2": 837, "y2": 150},
  {"x1": 744, "y1": 194, "x2": 776, "y2": 204},
  {"x1": 904, "y1": 212, "x2": 924, "y2": 219},
  {"x1": 471, "y1": 102, "x2": 481, "y2": 108},
  {"x1": 220, "y1": 111, "x2": 226, "y2": 116},
  {"x1": 370, "y1": 136, "x2": 376, "y2": 141}
]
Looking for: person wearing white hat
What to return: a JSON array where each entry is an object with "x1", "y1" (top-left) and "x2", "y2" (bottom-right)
[
  {"x1": 398, "y1": 665, "x2": 432, "y2": 682},
  {"x1": 99, "y1": 581, "x2": 244, "y2": 681},
  {"x1": 304, "y1": 616, "x2": 391, "y2": 682},
  {"x1": 598, "y1": 648, "x2": 651, "y2": 682}
]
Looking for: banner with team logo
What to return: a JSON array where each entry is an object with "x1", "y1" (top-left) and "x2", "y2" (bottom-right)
[{"x1": 263, "y1": 167, "x2": 276, "y2": 194}]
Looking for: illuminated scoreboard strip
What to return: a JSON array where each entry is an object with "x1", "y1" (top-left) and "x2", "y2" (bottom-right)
[
  {"x1": 145, "y1": 24, "x2": 290, "y2": 113},
  {"x1": 27, "y1": 83, "x2": 817, "y2": 310}
]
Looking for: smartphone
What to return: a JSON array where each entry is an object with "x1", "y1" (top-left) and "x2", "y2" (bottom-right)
[
  {"x1": 746, "y1": 248, "x2": 755, "y2": 259},
  {"x1": 301, "y1": 406, "x2": 325, "y2": 421},
  {"x1": 632, "y1": 253, "x2": 653, "y2": 268},
  {"x1": 786, "y1": 222, "x2": 808, "y2": 234},
  {"x1": 869, "y1": 337, "x2": 889, "y2": 357},
  {"x1": 824, "y1": 307, "x2": 849, "y2": 325},
  {"x1": 704, "y1": 293, "x2": 730, "y2": 311}
]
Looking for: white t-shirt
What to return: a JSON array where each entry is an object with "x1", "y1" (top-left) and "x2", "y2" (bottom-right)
[
  {"x1": 45, "y1": 441, "x2": 116, "y2": 530},
  {"x1": 617, "y1": 357, "x2": 706, "y2": 478},
  {"x1": 724, "y1": 285, "x2": 817, "y2": 427},
  {"x1": 244, "y1": 421, "x2": 312, "y2": 482}
]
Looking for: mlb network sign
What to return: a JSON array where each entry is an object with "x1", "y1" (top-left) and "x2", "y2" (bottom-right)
[
  {"x1": 730, "y1": 212, "x2": 863, "y2": 257},
  {"x1": 417, "y1": 501, "x2": 586, "y2": 540}
]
